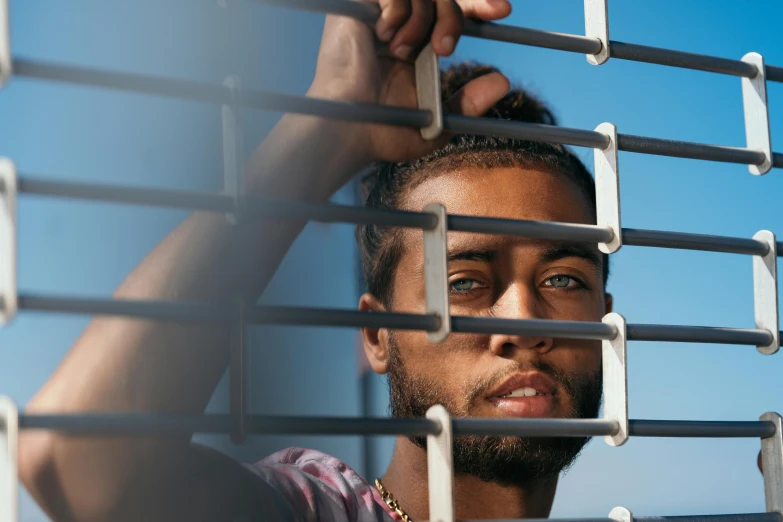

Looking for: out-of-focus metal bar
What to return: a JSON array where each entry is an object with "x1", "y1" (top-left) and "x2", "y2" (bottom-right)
[
  {"x1": 222, "y1": 75, "x2": 244, "y2": 223},
  {"x1": 616, "y1": 134, "x2": 767, "y2": 166},
  {"x1": 627, "y1": 324, "x2": 774, "y2": 346},
  {"x1": 0, "y1": 0, "x2": 9, "y2": 87},
  {"x1": 768, "y1": 66, "x2": 783, "y2": 83},
  {"x1": 629, "y1": 419, "x2": 776, "y2": 438},
  {"x1": 230, "y1": 300, "x2": 247, "y2": 444},
  {"x1": 0, "y1": 159, "x2": 16, "y2": 326},
  {"x1": 18, "y1": 176, "x2": 235, "y2": 212},
  {"x1": 13, "y1": 59, "x2": 432, "y2": 129},
  {"x1": 0, "y1": 397, "x2": 18, "y2": 522},
  {"x1": 609, "y1": 41, "x2": 759, "y2": 77},
  {"x1": 622, "y1": 228, "x2": 769, "y2": 256}
]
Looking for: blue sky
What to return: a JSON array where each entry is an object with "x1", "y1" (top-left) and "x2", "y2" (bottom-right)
[{"x1": 1, "y1": 1, "x2": 783, "y2": 520}]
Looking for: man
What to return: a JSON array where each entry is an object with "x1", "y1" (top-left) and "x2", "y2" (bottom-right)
[{"x1": 17, "y1": 0, "x2": 614, "y2": 520}]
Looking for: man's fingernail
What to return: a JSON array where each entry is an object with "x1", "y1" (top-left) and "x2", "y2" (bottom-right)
[
  {"x1": 441, "y1": 36, "x2": 455, "y2": 55},
  {"x1": 393, "y1": 45, "x2": 411, "y2": 60}
]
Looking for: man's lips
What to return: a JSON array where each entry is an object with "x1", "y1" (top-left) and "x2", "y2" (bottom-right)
[
  {"x1": 485, "y1": 372, "x2": 558, "y2": 418},
  {"x1": 486, "y1": 371, "x2": 557, "y2": 399}
]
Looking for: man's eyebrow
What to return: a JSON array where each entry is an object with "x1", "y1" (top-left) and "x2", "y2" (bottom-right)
[
  {"x1": 541, "y1": 243, "x2": 602, "y2": 268},
  {"x1": 447, "y1": 248, "x2": 497, "y2": 263}
]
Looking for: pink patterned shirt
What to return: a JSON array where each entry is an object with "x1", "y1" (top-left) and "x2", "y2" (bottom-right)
[{"x1": 244, "y1": 447, "x2": 400, "y2": 522}]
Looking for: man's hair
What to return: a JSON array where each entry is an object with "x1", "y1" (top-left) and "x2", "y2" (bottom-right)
[{"x1": 357, "y1": 62, "x2": 609, "y2": 305}]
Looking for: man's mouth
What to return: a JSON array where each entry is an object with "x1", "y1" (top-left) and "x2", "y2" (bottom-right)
[{"x1": 485, "y1": 372, "x2": 558, "y2": 417}]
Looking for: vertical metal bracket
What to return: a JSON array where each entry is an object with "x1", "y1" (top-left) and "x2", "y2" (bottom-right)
[
  {"x1": 0, "y1": 159, "x2": 16, "y2": 326},
  {"x1": 423, "y1": 203, "x2": 450, "y2": 343},
  {"x1": 223, "y1": 75, "x2": 244, "y2": 224},
  {"x1": 0, "y1": 0, "x2": 10, "y2": 87},
  {"x1": 753, "y1": 231, "x2": 778, "y2": 355},
  {"x1": 0, "y1": 396, "x2": 18, "y2": 522},
  {"x1": 415, "y1": 44, "x2": 443, "y2": 141},
  {"x1": 609, "y1": 506, "x2": 633, "y2": 522},
  {"x1": 584, "y1": 0, "x2": 610, "y2": 65},
  {"x1": 602, "y1": 312, "x2": 628, "y2": 447},
  {"x1": 761, "y1": 412, "x2": 783, "y2": 514},
  {"x1": 230, "y1": 299, "x2": 248, "y2": 444},
  {"x1": 741, "y1": 53, "x2": 772, "y2": 175},
  {"x1": 426, "y1": 405, "x2": 454, "y2": 522},
  {"x1": 594, "y1": 123, "x2": 622, "y2": 254}
]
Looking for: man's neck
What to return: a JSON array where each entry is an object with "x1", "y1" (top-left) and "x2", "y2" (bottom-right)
[{"x1": 380, "y1": 437, "x2": 558, "y2": 521}]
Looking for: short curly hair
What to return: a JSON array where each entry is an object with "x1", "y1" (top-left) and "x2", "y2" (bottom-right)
[{"x1": 357, "y1": 62, "x2": 608, "y2": 306}]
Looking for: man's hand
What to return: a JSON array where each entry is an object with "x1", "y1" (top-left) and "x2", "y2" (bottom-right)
[{"x1": 307, "y1": 0, "x2": 513, "y2": 184}]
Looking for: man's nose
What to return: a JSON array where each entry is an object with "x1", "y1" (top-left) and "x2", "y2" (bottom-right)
[{"x1": 488, "y1": 284, "x2": 554, "y2": 356}]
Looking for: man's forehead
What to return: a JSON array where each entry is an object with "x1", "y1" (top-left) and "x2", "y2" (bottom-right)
[{"x1": 401, "y1": 166, "x2": 594, "y2": 225}]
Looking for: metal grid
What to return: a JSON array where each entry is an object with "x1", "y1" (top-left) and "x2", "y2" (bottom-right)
[{"x1": 1, "y1": 1, "x2": 782, "y2": 521}]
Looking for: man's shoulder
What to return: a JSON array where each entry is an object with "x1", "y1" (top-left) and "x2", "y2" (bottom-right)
[{"x1": 244, "y1": 447, "x2": 396, "y2": 522}]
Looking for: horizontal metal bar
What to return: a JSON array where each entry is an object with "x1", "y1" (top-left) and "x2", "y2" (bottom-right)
[
  {"x1": 13, "y1": 414, "x2": 776, "y2": 439},
  {"x1": 452, "y1": 418, "x2": 618, "y2": 437},
  {"x1": 451, "y1": 316, "x2": 617, "y2": 341},
  {"x1": 629, "y1": 419, "x2": 776, "y2": 438},
  {"x1": 773, "y1": 153, "x2": 783, "y2": 169},
  {"x1": 14, "y1": 59, "x2": 781, "y2": 168},
  {"x1": 251, "y1": 305, "x2": 441, "y2": 331},
  {"x1": 635, "y1": 516, "x2": 782, "y2": 522},
  {"x1": 623, "y1": 228, "x2": 770, "y2": 256},
  {"x1": 18, "y1": 294, "x2": 782, "y2": 346},
  {"x1": 460, "y1": 517, "x2": 781, "y2": 522},
  {"x1": 448, "y1": 215, "x2": 614, "y2": 243},
  {"x1": 19, "y1": 176, "x2": 235, "y2": 212},
  {"x1": 768, "y1": 66, "x2": 783, "y2": 83},
  {"x1": 444, "y1": 114, "x2": 610, "y2": 149},
  {"x1": 255, "y1": 0, "x2": 783, "y2": 85},
  {"x1": 254, "y1": 0, "x2": 603, "y2": 54},
  {"x1": 17, "y1": 177, "x2": 782, "y2": 261},
  {"x1": 609, "y1": 41, "x2": 758, "y2": 78},
  {"x1": 13, "y1": 59, "x2": 433, "y2": 129},
  {"x1": 19, "y1": 294, "x2": 231, "y2": 322},
  {"x1": 628, "y1": 324, "x2": 774, "y2": 346},
  {"x1": 616, "y1": 134, "x2": 767, "y2": 166}
]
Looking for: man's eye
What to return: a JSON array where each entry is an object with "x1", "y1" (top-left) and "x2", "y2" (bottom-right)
[
  {"x1": 450, "y1": 279, "x2": 481, "y2": 292},
  {"x1": 545, "y1": 275, "x2": 579, "y2": 288}
]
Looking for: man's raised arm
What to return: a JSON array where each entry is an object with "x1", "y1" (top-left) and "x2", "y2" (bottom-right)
[{"x1": 15, "y1": 1, "x2": 512, "y2": 520}]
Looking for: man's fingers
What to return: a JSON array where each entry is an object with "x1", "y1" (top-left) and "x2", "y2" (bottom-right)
[
  {"x1": 376, "y1": 0, "x2": 412, "y2": 43},
  {"x1": 431, "y1": 0, "x2": 464, "y2": 57},
  {"x1": 445, "y1": 71, "x2": 510, "y2": 117},
  {"x1": 456, "y1": 0, "x2": 512, "y2": 21},
  {"x1": 388, "y1": 0, "x2": 434, "y2": 61}
]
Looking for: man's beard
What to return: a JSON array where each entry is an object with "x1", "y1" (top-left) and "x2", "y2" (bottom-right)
[{"x1": 386, "y1": 334, "x2": 603, "y2": 486}]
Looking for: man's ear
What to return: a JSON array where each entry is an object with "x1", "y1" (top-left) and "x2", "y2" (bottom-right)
[
  {"x1": 605, "y1": 293, "x2": 613, "y2": 315},
  {"x1": 359, "y1": 293, "x2": 390, "y2": 375}
]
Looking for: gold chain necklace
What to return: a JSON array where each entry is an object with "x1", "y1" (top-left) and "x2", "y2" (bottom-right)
[{"x1": 375, "y1": 478, "x2": 413, "y2": 522}]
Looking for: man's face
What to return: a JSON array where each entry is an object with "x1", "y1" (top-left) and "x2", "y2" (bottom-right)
[{"x1": 361, "y1": 166, "x2": 611, "y2": 485}]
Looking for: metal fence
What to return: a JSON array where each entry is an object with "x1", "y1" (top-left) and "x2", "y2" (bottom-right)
[{"x1": 1, "y1": 1, "x2": 782, "y2": 522}]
